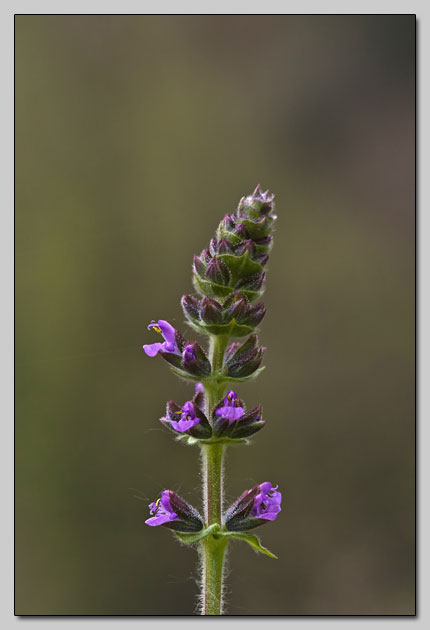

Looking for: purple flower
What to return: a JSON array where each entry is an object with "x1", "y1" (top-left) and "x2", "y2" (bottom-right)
[
  {"x1": 170, "y1": 401, "x2": 201, "y2": 433},
  {"x1": 146, "y1": 490, "x2": 203, "y2": 532},
  {"x1": 143, "y1": 320, "x2": 179, "y2": 357},
  {"x1": 252, "y1": 482, "x2": 282, "y2": 521},
  {"x1": 224, "y1": 482, "x2": 282, "y2": 531},
  {"x1": 213, "y1": 394, "x2": 265, "y2": 439},
  {"x1": 143, "y1": 321, "x2": 211, "y2": 378},
  {"x1": 146, "y1": 491, "x2": 178, "y2": 527},
  {"x1": 215, "y1": 391, "x2": 244, "y2": 422},
  {"x1": 160, "y1": 396, "x2": 212, "y2": 439}
]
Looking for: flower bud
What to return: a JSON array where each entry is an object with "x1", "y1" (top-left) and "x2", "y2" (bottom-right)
[
  {"x1": 200, "y1": 297, "x2": 223, "y2": 324},
  {"x1": 237, "y1": 272, "x2": 266, "y2": 293},
  {"x1": 193, "y1": 382, "x2": 205, "y2": 411},
  {"x1": 209, "y1": 238, "x2": 218, "y2": 257},
  {"x1": 218, "y1": 238, "x2": 233, "y2": 254},
  {"x1": 241, "y1": 301, "x2": 266, "y2": 327},
  {"x1": 181, "y1": 341, "x2": 211, "y2": 377},
  {"x1": 237, "y1": 184, "x2": 276, "y2": 220},
  {"x1": 234, "y1": 239, "x2": 257, "y2": 258},
  {"x1": 225, "y1": 333, "x2": 265, "y2": 378},
  {"x1": 254, "y1": 253, "x2": 269, "y2": 267},
  {"x1": 233, "y1": 223, "x2": 250, "y2": 239},
  {"x1": 201, "y1": 248, "x2": 212, "y2": 263},
  {"x1": 220, "y1": 213, "x2": 236, "y2": 232},
  {"x1": 193, "y1": 255, "x2": 206, "y2": 278},
  {"x1": 181, "y1": 294, "x2": 200, "y2": 324},
  {"x1": 146, "y1": 490, "x2": 203, "y2": 532},
  {"x1": 205, "y1": 257, "x2": 230, "y2": 286},
  {"x1": 227, "y1": 297, "x2": 248, "y2": 322}
]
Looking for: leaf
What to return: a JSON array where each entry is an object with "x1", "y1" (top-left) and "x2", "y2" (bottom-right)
[
  {"x1": 174, "y1": 523, "x2": 220, "y2": 545},
  {"x1": 168, "y1": 366, "x2": 202, "y2": 382},
  {"x1": 192, "y1": 275, "x2": 233, "y2": 299},
  {"x1": 185, "y1": 318, "x2": 254, "y2": 338},
  {"x1": 223, "y1": 531, "x2": 278, "y2": 559},
  {"x1": 224, "y1": 367, "x2": 266, "y2": 382},
  {"x1": 217, "y1": 251, "x2": 263, "y2": 285}
]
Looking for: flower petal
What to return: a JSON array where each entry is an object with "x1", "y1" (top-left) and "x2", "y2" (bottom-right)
[{"x1": 143, "y1": 342, "x2": 165, "y2": 357}]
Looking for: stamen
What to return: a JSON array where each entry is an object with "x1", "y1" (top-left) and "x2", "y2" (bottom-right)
[
  {"x1": 151, "y1": 497, "x2": 161, "y2": 514},
  {"x1": 148, "y1": 321, "x2": 162, "y2": 334}
]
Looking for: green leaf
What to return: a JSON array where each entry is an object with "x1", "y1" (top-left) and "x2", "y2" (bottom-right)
[
  {"x1": 193, "y1": 275, "x2": 234, "y2": 299},
  {"x1": 225, "y1": 367, "x2": 266, "y2": 382},
  {"x1": 168, "y1": 366, "x2": 202, "y2": 382},
  {"x1": 185, "y1": 318, "x2": 254, "y2": 338},
  {"x1": 240, "y1": 288, "x2": 264, "y2": 302},
  {"x1": 217, "y1": 251, "x2": 263, "y2": 285},
  {"x1": 223, "y1": 531, "x2": 278, "y2": 559},
  {"x1": 175, "y1": 523, "x2": 220, "y2": 545},
  {"x1": 239, "y1": 218, "x2": 271, "y2": 239}
]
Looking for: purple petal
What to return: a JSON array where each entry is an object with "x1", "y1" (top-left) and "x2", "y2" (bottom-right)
[
  {"x1": 259, "y1": 508, "x2": 281, "y2": 521},
  {"x1": 160, "y1": 490, "x2": 173, "y2": 511},
  {"x1": 146, "y1": 320, "x2": 178, "y2": 353},
  {"x1": 226, "y1": 390, "x2": 239, "y2": 400},
  {"x1": 259, "y1": 481, "x2": 273, "y2": 494},
  {"x1": 182, "y1": 344, "x2": 197, "y2": 362},
  {"x1": 143, "y1": 342, "x2": 165, "y2": 357},
  {"x1": 216, "y1": 405, "x2": 245, "y2": 421},
  {"x1": 157, "y1": 320, "x2": 177, "y2": 351},
  {"x1": 170, "y1": 417, "x2": 200, "y2": 432},
  {"x1": 145, "y1": 511, "x2": 178, "y2": 526},
  {"x1": 182, "y1": 401, "x2": 195, "y2": 415}
]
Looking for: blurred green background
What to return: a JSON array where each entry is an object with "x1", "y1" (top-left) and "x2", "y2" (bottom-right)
[{"x1": 15, "y1": 15, "x2": 415, "y2": 615}]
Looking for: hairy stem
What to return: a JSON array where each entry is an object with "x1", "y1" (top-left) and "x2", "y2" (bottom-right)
[
  {"x1": 199, "y1": 334, "x2": 229, "y2": 615},
  {"x1": 200, "y1": 534, "x2": 228, "y2": 615},
  {"x1": 201, "y1": 442, "x2": 225, "y2": 524}
]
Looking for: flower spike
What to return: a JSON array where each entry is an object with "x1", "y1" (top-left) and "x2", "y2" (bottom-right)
[{"x1": 143, "y1": 187, "x2": 280, "y2": 615}]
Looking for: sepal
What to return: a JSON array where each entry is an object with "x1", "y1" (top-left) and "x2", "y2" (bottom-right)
[{"x1": 224, "y1": 333, "x2": 266, "y2": 378}]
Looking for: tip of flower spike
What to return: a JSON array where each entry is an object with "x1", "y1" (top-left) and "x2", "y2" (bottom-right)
[{"x1": 250, "y1": 184, "x2": 275, "y2": 205}]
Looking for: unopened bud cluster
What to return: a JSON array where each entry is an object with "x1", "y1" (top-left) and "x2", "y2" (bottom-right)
[{"x1": 190, "y1": 187, "x2": 276, "y2": 306}]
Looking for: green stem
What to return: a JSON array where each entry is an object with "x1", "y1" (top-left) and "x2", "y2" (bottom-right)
[
  {"x1": 201, "y1": 442, "x2": 225, "y2": 524},
  {"x1": 200, "y1": 534, "x2": 228, "y2": 615},
  {"x1": 199, "y1": 334, "x2": 230, "y2": 615}
]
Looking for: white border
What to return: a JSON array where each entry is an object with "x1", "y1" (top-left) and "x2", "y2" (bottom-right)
[{"x1": 2, "y1": 2, "x2": 425, "y2": 628}]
